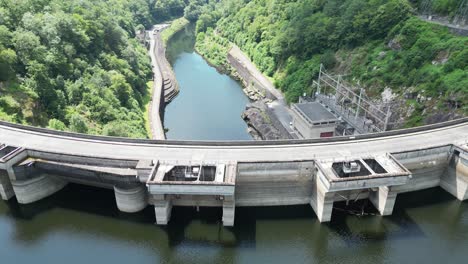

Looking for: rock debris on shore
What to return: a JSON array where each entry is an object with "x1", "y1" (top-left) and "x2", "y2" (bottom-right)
[{"x1": 241, "y1": 101, "x2": 285, "y2": 140}]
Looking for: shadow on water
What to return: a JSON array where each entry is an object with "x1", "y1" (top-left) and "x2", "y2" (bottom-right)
[
  {"x1": 165, "y1": 23, "x2": 196, "y2": 64},
  {"x1": 328, "y1": 200, "x2": 424, "y2": 245},
  {"x1": 327, "y1": 187, "x2": 467, "y2": 246},
  {"x1": 1, "y1": 184, "x2": 467, "y2": 255},
  {"x1": 1, "y1": 184, "x2": 317, "y2": 248}
]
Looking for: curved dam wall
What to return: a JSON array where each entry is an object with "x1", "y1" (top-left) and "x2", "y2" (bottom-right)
[{"x1": 0, "y1": 119, "x2": 467, "y2": 225}]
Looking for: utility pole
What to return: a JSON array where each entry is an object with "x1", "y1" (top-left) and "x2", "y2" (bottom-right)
[
  {"x1": 336, "y1": 75, "x2": 341, "y2": 100},
  {"x1": 317, "y1": 64, "x2": 323, "y2": 95},
  {"x1": 384, "y1": 106, "x2": 392, "y2": 131},
  {"x1": 355, "y1": 88, "x2": 363, "y2": 120}
]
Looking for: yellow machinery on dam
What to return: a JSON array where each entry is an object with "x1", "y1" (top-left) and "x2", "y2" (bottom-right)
[{"x1": 0, "y1": 119, "x2": 467, "y2": 226}]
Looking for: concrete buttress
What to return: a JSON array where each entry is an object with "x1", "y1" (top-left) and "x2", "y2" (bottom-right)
[
  {"x1": 0, "y1": 169, "x2": 14, "y2": 200},
  {"x1": 441, "y1": 151, "x2": 468, "y2": 201},
  {"x1": 369, "y1": 186, "x2": 398, "y2": 215},
  {"x1": 153, "y1": 194, "x2": 172, "y2": 225},
  {"x1": 222, "y1": 195, "x2": 235, "y2": 226},
  {"x1": 310, "y1": 177, "x2": 335, "y2": 222}
]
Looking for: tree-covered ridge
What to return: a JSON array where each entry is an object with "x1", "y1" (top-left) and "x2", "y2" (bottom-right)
[
  {"x1": 0, "y1": 0, "x2": 189, "y2": 137},
  {"x1": 194, "y1": 0, "x2": 467, "y2": 125}
]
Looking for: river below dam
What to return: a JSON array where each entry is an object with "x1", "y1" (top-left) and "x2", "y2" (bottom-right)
[
  {"x1": 164, "y1": 25, "x2": 251, "y2": 140},
  {"x1": 1, "y1": 25, "x2": 467, "y2": 264}
]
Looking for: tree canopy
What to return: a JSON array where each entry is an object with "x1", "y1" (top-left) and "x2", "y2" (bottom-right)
[{"x1": 0, "y1": 0, "x2": 190, "y2": 137}]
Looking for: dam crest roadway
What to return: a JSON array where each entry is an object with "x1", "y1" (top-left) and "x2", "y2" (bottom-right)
[{"x1": 0, "y1": 118, "x2": 467, "y2": 226}]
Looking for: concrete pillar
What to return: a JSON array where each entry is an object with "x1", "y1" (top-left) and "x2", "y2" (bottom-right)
[
  {"x1": 369, "y1": 186, "x2": 397, "y2": 216},
  {"x1": 222, "y1": 195, "x2": 235, "y2": 227},
  {"x1": 12, "y1": 175, "x2": 67, "y2": 204},
  {"x1": 440, "y1": 153, "x2": 468, "y2": 201},
  {"x1": 114, "y1": 185, "x2": 148, "y2": 213},
  {"x1": 310, "y1": 178, "x2": 335, "y2": 222},
  {"x1": 0, "y1": 169, "x2": 14, "y2": 200},
  {"x1": 153, "y1": 194, "x2": 172, "y2": 225}
]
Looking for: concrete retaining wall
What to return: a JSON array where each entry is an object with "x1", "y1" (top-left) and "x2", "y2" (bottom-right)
[
  {"x1": 235, "y1": 161, "x2": 315, "y2": 206},
  {"x1": 114, "y1": 185, "x2": 148, "y2": 213},
  {"x1": 227, "y1": 52, "x2": 276, "y2": 100},
  {"x1": 448, "y1": 27, "x2": 468, "y2": 36},
  {"x1": 12, "y1": 174, "x2": 67, "y2": 204},
  {"x1": 392, "y1": 146, "x2": 451, "y2": 193}
]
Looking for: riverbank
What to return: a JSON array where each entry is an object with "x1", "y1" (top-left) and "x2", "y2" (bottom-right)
[
  {"x1": 195, "y1": 29, "x2": 294, "y2": 140},
  {"x1": 161, "y1": 17, "x2": 190, "y2": 44}
]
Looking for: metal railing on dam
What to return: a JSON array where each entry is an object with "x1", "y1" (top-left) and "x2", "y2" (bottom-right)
[{"x1": 0, "y1": 118, "x2": 467, "y2": 226}]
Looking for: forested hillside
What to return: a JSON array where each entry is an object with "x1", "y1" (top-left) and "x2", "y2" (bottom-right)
[
  {"x1": 193, "y1": 0, "x2": 467, "y2": 127},
  {"x1": 0, "y1": 0, "x2": 465, "y2": 133},
  {"x1": 0, "y1": 0, "x2": 188, "y2": 137}
]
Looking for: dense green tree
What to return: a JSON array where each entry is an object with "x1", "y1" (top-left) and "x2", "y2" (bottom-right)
[
  {"x1": 0, "y1": 48, "x2": 16, "y2": 81},
  {"x1": 47, "y1": 118, "x2": 66, "y2": 131},
  {"x1": 154, "y1": 0, "x2": 188, "y2": 21},
  {"x1": 103, "y1": 121, "x2": 133, "y2": 137},
  {"x1": 69, "y1": 114, "x2": 88, "y2": 133}
]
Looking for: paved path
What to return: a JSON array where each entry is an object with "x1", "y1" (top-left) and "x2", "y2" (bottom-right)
[
  {"x1": 268, "y1": 100, "x2": 299, "y2": 138},
  {"x1": 147, "y1": 26, "x2": 167, "y2": 140},
  {"x1": 229, "y1": 46, "x2": 284, "y2": 101},
  {"x1": 0, "y1": 120, "x2": 466, "y2": 163},
  {"x1": 419, "y1": 16, "x2": 468, "y2": 30}
]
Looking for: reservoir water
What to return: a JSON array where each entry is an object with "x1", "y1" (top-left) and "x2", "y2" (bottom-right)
[
  {"x1": 1, "y1": 25, "x2": 467, "y2": 263},
  {"x1": 164, "y1": 25, "x2": 251, "y2": 140},
  {"x1": 1, "y1": 185, "x2": 467, "y2": 263}
]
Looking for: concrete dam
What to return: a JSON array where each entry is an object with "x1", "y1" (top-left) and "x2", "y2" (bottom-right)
[{"x1": 0, "y1": 119, "x2": 467, "y2": 226}]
